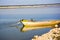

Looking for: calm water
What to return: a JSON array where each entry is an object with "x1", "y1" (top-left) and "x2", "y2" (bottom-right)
[{"x1": 0, "y1": 7, "x2": 60, "y2": 40}]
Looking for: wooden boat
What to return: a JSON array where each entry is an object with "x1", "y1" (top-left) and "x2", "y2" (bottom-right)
[{"x1": 20, "y1": 19, "x2": 60, "y2": 32}]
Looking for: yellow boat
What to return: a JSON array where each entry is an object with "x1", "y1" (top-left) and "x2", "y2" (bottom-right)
[{"x1": 20, "y1": 19, "x2": 60, "y2": 32}]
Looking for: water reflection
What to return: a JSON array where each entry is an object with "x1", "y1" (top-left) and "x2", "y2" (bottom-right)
[{"x1": 0, "y1": 7, "x2": 60, "y2": 40}]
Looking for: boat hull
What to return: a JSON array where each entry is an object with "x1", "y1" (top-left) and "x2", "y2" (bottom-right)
[
  {"x1": 22, "y1": 20, "x2": 60, "y2": 27},
  {"x1": 20, "y1": 20, "x2": 60, "y2": 32}
]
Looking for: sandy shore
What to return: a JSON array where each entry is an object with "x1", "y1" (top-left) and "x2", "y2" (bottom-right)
[{"x1": 0, "y1": 3, "x2": 60, "y2": 9}]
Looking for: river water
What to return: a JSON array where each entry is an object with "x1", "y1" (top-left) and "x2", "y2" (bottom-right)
[{"x1": 0, "y1": 7, "x2": 60, "y2": 40}]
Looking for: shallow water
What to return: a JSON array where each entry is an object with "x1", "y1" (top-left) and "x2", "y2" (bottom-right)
[{"x1": 0, "y1": 7, "x2": 60, "y2": 40}]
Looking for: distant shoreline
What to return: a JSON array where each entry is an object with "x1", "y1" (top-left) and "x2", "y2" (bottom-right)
[{"x1": 0, "y1": 3, "x2": 60, "y2": 9}]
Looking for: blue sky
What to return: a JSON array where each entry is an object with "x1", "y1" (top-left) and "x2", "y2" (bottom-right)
[{"x1": 0, "y1": 0, "x2": 60, "y2": 5}]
